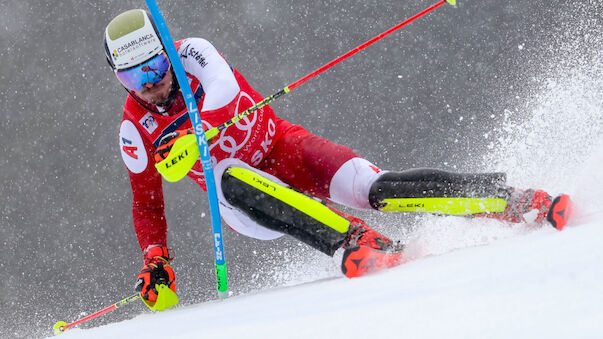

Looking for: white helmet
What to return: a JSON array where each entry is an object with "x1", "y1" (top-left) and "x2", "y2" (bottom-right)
[{"x1": 103, "y1": 9, "x2": 164, "y2": 71}]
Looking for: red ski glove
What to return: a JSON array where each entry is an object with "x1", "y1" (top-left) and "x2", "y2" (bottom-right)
[{"x1": 134, "y1": 246, "x2": 176, "y2": 303}]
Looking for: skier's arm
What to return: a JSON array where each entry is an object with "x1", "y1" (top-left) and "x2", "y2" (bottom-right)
[
  {"x1": 119, "y1": 120, "x2": 168, "y2": 251},
  {"x1": 178, "y1": 38, "x2": 240, "y2": 112},
  {"x1": 129, "y1": 169, "x2": 167, "y2": 251}
]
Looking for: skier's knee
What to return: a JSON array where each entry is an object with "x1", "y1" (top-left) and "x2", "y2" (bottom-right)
[{"x1": 221, "y1": 166, "x2": 350, "y2": 256}]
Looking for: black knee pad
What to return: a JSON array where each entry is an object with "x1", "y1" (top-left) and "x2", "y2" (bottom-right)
[
  {"x1": 368, "y1": 168, "x2": 511, "y2": 214},
  {"x1": 221, "y1": 167, "x2": 350, "y2": 256}
]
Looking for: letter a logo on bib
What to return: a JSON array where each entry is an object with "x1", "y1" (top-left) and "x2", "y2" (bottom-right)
[
  {"x1": 119, "y1": 120, "x2": 148, "y2": 173},
  {"x1": 122, "y1": 144, "x2": 139, "y2": 159}
]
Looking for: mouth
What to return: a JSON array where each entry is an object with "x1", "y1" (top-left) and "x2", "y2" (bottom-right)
[{"x1": 143, "y1": 81, "x2": 171, "y2": 104}]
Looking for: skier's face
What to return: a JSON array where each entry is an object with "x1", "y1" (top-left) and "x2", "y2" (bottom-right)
[{"x1": 132, "y1": 65, "x2": 174, "y2": 106}]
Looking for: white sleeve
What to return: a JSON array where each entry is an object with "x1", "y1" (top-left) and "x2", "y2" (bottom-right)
[{"x1": 178, "y1": 38, "x2": 240, "y2": 111}]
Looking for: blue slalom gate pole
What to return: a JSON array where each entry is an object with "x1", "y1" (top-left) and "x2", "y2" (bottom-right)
[{"x1": 145, "y1": 0, "x2": 229, "y2": 299}]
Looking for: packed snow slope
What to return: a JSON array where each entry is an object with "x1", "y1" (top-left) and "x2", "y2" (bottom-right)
[{"x1": 55, "y1": 213, "x2": 603, "y2": 339}]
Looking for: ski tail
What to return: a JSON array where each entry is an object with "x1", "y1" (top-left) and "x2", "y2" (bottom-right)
[{"x1": 342, "y1": 245, "x2": 404, "y2": 278}]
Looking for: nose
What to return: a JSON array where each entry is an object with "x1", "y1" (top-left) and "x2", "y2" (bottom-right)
[{"x1": 143, "y1": 82, "x2": 156, "y2": 89}]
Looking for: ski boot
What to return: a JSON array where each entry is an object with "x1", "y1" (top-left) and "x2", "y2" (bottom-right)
[
  {"x1": 341, "y1": 216, "x2": 405, "y2": 278},
  {"x1": 476, "y1": 189, "x2": 572, "y2": 230},
  {"x1": 547, "y1": 194, "x2": 572, "y2": 230}
]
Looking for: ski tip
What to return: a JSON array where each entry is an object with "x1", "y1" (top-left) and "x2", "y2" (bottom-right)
[
  {"x1": 53, "y1": 321, "x2": 68, "y2": 336},
  {"x1": 445, "y1": 0, "x2": 457, "y2": 6},
  {"x1": 547, "y1": 194, "x2": 572, "y2": 231}
]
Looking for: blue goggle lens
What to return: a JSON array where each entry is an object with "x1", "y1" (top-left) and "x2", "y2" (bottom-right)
[{"x1": 115, "y1": 53, "x2": 170, "y2": 91}]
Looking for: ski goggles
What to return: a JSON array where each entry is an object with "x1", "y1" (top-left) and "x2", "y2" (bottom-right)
[{"x1": 115, "y1": 52, "x2": 170, "y2": 91}]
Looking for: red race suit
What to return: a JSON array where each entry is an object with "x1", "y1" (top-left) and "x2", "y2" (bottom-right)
[{"x1": 118, "y1": 38, "x2": 359, "y2": 251}]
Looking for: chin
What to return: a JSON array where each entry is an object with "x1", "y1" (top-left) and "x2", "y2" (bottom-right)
[
  {"x1": 151, "y1": 96, "x2": 169, "y2": 106},
  {"x1": 142, "y1": 90, "x2": 169, "y2": 106}
]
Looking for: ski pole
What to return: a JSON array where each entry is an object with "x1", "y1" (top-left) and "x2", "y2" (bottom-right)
[
  {"x1": 53, "y1": 294, "x2": 140, "y2": 335},
  {"x1": 145, "y1": 0, "x2": 229, "y2": 299},
  {"x1": 204, "y1": 0, "x2": 456, "y2": 141}
]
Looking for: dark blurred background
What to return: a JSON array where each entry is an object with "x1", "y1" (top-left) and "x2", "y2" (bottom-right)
[{"x1": 1, "y1": 0, "x2": 600, "y2": 337}]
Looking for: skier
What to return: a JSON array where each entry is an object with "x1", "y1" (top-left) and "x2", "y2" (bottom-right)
[{"x1": 104, "y1": 9, "x2": 572, "y2": 309}]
